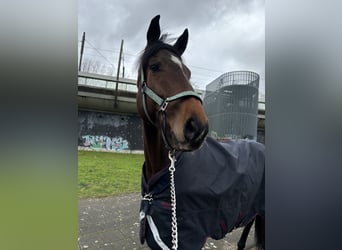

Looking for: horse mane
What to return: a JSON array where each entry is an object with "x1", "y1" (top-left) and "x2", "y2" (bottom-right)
[{"x1": 137, "y1": 33, "x2": 182, "y2": 74}]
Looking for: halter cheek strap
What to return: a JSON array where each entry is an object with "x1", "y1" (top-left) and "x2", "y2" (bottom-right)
[{"x1": 140, "y1": 67, "x2": 202, "y2": 151}]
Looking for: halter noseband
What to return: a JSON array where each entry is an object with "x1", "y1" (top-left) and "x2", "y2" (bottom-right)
[{"x1": 140, "y1": 67, "x2": 202, "y2": 151}]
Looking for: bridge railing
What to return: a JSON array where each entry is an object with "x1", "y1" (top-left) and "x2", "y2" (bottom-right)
[
  {"x1": 78, "y1": 71, "x2": 265, "y2": 113},
  {"x1": 78, "y1": 71, "x2": 138, "y2": 93}
]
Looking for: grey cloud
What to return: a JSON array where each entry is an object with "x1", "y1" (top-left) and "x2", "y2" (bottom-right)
[{"x1": 78, "y1": 0, "x2": 264, "y2": 90}]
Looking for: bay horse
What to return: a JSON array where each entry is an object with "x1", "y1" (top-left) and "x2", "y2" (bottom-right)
[{"x1": 136, "y1": 15, "x2": 265, "y2": 250}]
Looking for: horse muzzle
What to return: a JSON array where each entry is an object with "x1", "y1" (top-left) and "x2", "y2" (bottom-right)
[
  {"x1": 169, "y1": 116, "x2": 208, "y2": 151},
  {"x1": 183, "y1": 117, "x2": 209, "y2": 148}
]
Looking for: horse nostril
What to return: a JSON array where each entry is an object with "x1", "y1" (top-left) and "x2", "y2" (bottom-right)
[{"x1": 184, "y1": 117, "x2": 207, "y2": 141}]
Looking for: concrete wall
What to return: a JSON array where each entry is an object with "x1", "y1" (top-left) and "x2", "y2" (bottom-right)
[{"x1": 78, "y1": 110, "x2": 143, "y2": 151}]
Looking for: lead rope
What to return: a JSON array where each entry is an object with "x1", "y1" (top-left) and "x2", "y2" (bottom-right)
[{"x1": 168, "y1": 151, "x2": 178, "y2": 250}]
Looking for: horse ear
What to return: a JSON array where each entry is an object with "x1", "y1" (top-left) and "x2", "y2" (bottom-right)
[
  {"x1": 147, "y1": 15, "x2": 161, "y2": 45},
  {"x1": 173, "y1": 28, "x2": 188, "y2": 56}
]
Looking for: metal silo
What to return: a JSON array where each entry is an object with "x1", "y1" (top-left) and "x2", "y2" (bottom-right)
[{"x1": 203, "y1": 71, "x2": 259, "y2": 140}]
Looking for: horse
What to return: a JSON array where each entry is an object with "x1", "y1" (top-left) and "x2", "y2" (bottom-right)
[{"x1": 136, "y1": 15, "x2": 265, "y2": 250}]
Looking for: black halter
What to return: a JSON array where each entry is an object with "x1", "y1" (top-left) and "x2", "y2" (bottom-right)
[{"x1": 140, "y1": 67, "x2": 202, "y2": 152}]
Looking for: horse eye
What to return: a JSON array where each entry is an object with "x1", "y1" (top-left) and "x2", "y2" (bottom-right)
[{"x1": 149, "y1": 63, "x2": 160, "y2": 72}]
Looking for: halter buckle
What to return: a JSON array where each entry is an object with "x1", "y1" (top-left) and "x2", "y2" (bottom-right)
[
  {"x1": 160, "y1": 101, "x2": 169, "y2": 111},
  {"x1": 141, "y1": 81, "x2": 147, "y2": 91}
]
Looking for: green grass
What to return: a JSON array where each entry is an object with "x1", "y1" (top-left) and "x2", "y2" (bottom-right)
[{"x1": 78, "y1": 150, "x2": 145, "y2": 198}]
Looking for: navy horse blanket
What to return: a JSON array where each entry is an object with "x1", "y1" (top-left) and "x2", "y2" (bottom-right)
[{"x1": 139, "y1": 136, "x2": 265, "y2": 249}]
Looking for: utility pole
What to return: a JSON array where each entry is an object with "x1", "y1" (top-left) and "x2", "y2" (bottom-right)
[
  {"x1": 114, "y1": 39, "x2": 124, "y2": 107},
  {"x1": 122, "y1": 54, "x2": 125, "y2": 78},
  {"x1": 78, "y1": 32, "x2": 85, "y2": 72}
]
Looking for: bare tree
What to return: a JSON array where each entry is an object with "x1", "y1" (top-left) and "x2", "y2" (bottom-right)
[{"x1": 80, "y1": 58, "x2": 115, "y2": 75}]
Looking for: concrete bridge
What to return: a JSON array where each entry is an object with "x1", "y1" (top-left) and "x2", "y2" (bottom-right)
[
  {"x1": 78, "y1": 71, "x2": 264, "y2": 137},
  {"x1": 78, "y1": 71, "x2": 139, "y2": 114}
]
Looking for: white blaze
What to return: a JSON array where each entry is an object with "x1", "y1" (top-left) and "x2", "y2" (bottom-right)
[{"x1": 170, "y1": 54, "x2": 183, "y2": 70}]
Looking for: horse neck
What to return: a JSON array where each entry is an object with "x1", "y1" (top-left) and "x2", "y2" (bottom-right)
[{"x1": 142, "y1": 121, "x2": 170, "y2": 181}]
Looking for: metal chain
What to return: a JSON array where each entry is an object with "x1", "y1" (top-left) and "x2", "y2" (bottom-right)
[{"x1": 168, "y1": 151, "x2": 178, "y2": 250}]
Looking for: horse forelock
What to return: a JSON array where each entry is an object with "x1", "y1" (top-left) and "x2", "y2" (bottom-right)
[{"x1": 139, "y1": 36, "x2": 182, "y2": 77}]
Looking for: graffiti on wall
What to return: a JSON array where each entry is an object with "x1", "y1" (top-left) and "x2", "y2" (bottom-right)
[
  {"x1": 78, "y1": 110, "x2": 143, "y2": 150},
  {"x1": 81, "y1": 135, "x2": 129, "y2": 151}
]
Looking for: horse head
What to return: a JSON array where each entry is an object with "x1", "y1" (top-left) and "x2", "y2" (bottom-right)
[{"x1": 137, "y1": 15, "x2": 208, "y2": 151}]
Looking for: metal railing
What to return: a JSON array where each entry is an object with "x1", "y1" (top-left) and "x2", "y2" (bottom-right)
[
  {"x1": 78, "y1": 71, "x2": 137, "y2": 93},
  {"x1": 78, "y1": 71, "x2": 265, "y2": 114},
  {"x1": 78, "y1": 71, "x2": 206, "y2": 99}
]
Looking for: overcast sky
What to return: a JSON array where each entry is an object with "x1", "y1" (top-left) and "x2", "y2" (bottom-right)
[{"x1": 78, "y1": 0, "x2": 265, "y2": 98}]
